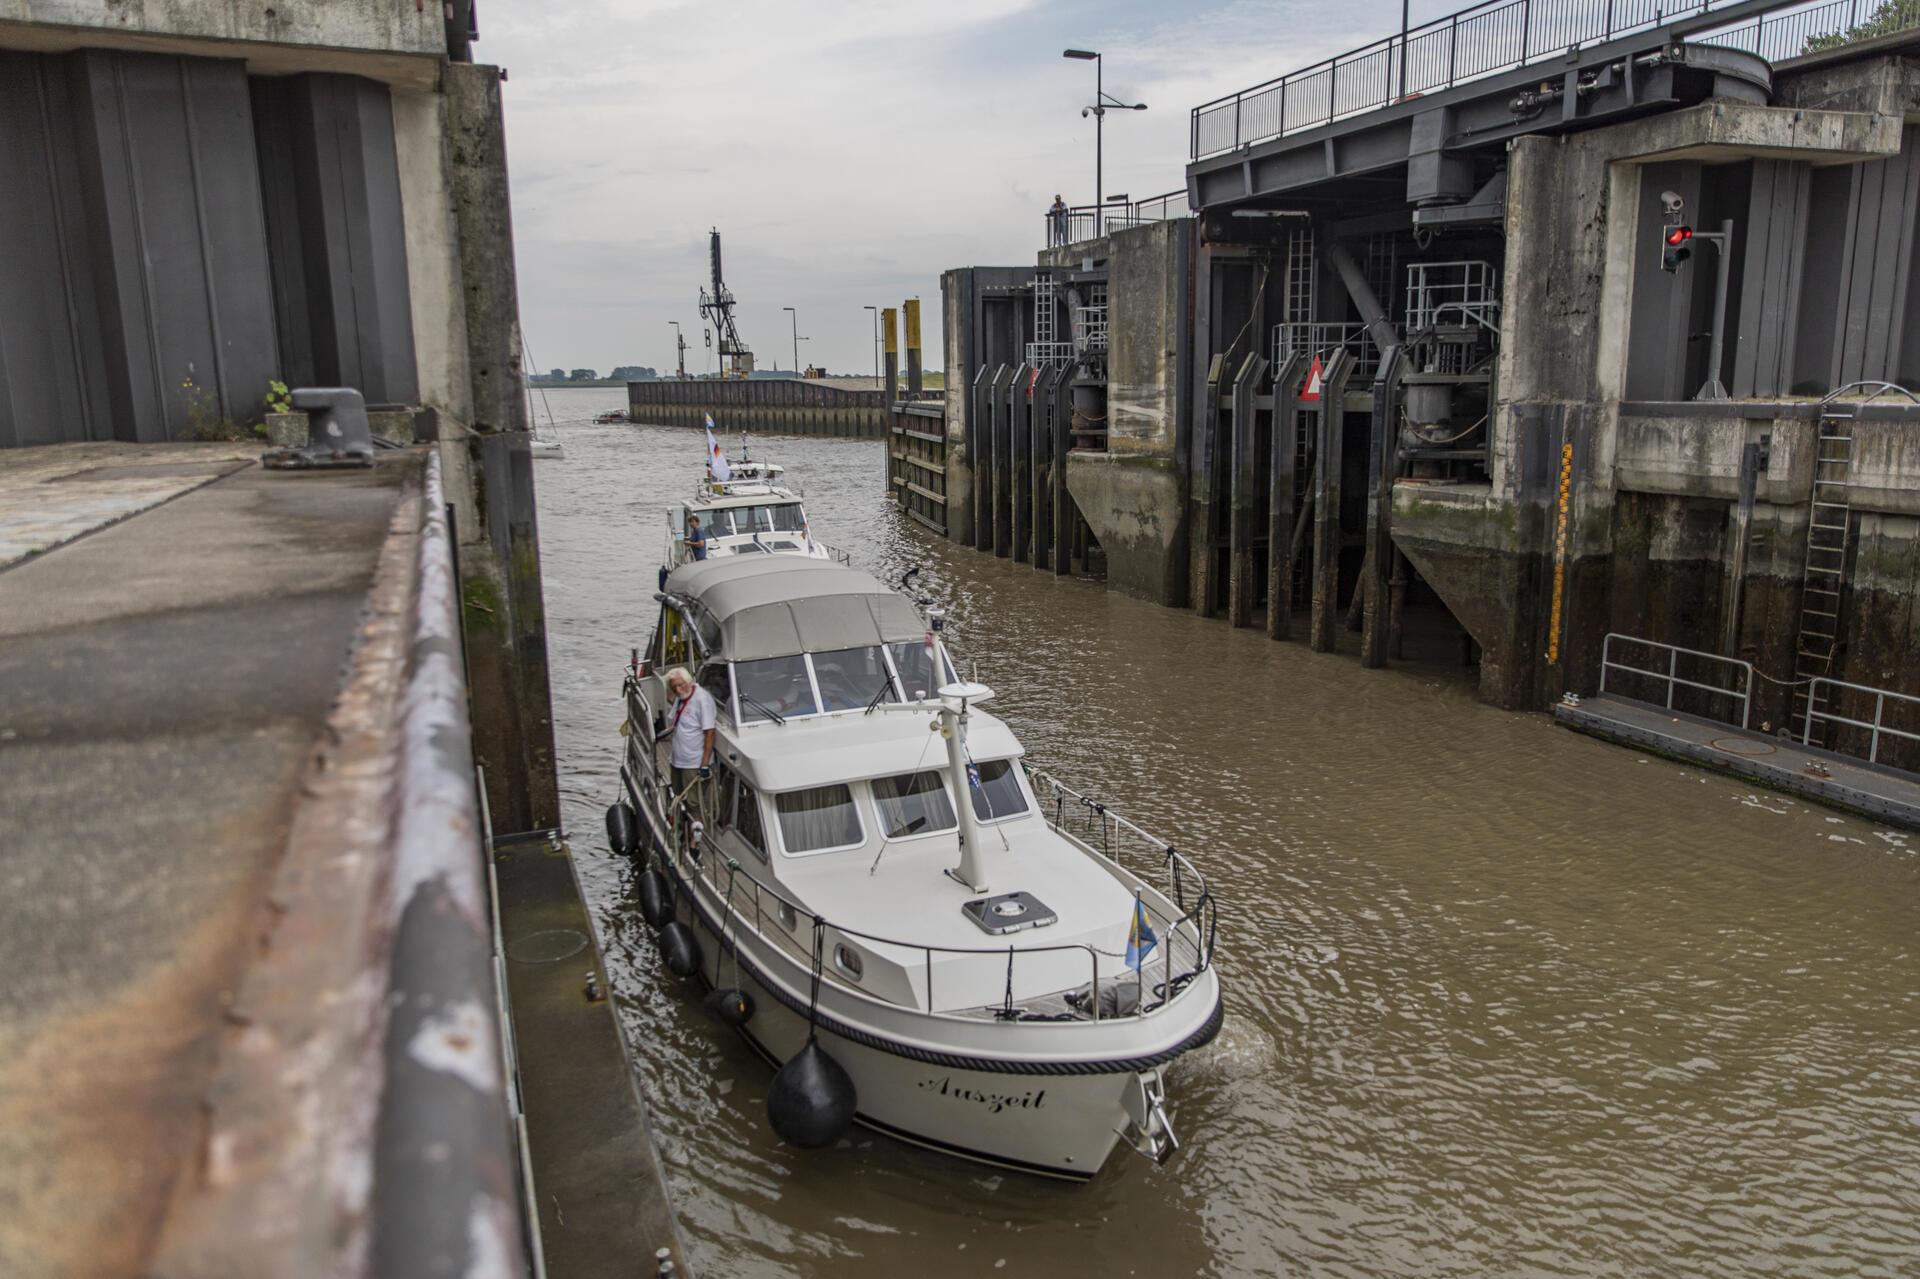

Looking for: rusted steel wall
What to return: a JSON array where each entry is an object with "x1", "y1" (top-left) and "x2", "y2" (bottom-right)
[{"x1": 626, "y1": 378, "x2": 889, "y2": 437}]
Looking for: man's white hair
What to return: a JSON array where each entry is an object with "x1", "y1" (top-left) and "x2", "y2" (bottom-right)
[{"x1": 665, "y1": 666, "x2": 693, "y2": 689}]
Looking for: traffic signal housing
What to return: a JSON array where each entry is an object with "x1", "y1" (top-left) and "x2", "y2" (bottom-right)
[{"x1": 1662, "y1": 224, "x2": 1694, "y2": 272}]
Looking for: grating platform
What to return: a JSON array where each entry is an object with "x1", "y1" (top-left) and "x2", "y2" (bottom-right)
[{"x1": 1554, "y1": 694, "x2": 1920, "y2": 830}]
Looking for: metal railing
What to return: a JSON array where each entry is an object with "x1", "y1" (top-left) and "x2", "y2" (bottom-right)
[
  {"x1": 1699, "y1": 0, "x2": 1920, "y2": 62},
  {"x1": 1026, "y1": 341, "x2": 1076, "y2": 369},
  {"x1": 1189, "y1": 0, "x2": 1907, "y2": 159},
  {"x1": 1275, "y1": 322, "x2": 1380, "y2": 381},
  {"x1": 1076, "y1": 305, "x2": 1110, "y2": 352},
  {"x1": 622, "y1": 688, "x2": 1216, "y2": 1025},
  {"x1": 1043, "y1": 190, "x2": 1191, "y2": 247},
  {"x1": 1599, "y1": 632, "x2": 1755, "y2": 727},
  {"x1": 1803, "y1": 677, "x2": 1920, "y2": 765}
]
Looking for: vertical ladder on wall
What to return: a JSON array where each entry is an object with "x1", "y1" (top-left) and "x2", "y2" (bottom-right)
[{"x1": 1789, "y1": 406, "x2": 1855, "y2": 742}]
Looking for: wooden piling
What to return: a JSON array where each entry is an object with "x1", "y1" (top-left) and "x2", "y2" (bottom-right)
[
  {"x1": 1227, "y1": 353, "x2": 1268, "y2": 628},
  {"x1": 1267, "y1": 352, "x2": 1306, "y2": 641},
  {"x1": 1308, "y1": 351, "x2": 1354, "y2": 653}
]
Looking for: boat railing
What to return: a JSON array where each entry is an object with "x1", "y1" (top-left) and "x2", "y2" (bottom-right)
[
  {"x1": 1023, "y1": 766, "x2": 1214, "y2": 922},
  {"x1": 619, "y1": 744, "x2": 1216, "y2": 1027}
]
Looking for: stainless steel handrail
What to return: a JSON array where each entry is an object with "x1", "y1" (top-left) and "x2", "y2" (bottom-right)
[
  {"x1": 1803, "y1": 677, "x2": 1920, "y2": 765},
  {"x1": 1599, "y1": 632, "x2": 1754, "y2": 728}
]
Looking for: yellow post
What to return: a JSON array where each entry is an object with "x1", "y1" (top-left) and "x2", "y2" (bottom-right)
[
  {"x1": 882, "y1": 307, "x2": 899, "y2": 408},
  {"x1": 903, "y1": 298, "x2": 923, "y2": 396}
]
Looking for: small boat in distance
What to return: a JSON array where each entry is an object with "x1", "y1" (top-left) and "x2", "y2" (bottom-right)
[
  {"x1": 663, "y1": 429, "x2": 842, "y2": 570},
  {"x1": 595, "y1": 410, "x2": 627, "y2": 424}
]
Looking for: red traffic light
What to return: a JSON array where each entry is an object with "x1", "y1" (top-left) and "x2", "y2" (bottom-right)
[{"x1": 1665, "y1": 225, "x2": 1693, "y2": 246}]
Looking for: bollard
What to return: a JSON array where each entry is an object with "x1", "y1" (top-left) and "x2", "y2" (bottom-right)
[{"x1": 262, "y1": 386, "x2": 376, "y2": 470}]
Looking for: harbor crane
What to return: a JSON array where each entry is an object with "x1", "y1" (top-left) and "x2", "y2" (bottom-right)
[{"x1": 698, "y1": 228, "x2": 755, "y2": 379}]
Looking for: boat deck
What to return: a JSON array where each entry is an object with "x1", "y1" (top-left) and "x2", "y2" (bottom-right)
[{"x1": 1554, "y1": 694, "x2": 1920, "y2": 830}]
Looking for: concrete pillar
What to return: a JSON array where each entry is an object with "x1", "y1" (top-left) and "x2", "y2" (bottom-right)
[
  {"x1": 1011, "y1": 367, "x2": 1032, "y2": 564},
  {"x1": 1052, "y1": 369, "x2": 1072, "y2": 575}
]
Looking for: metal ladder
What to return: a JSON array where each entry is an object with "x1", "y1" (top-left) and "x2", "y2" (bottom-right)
[{"x1": 1789, "y1": 405, "x2": 1853, "y2": 741}]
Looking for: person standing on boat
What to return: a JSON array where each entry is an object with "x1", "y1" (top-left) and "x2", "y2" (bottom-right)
[
  {"x1": 663, "y1": 667, "x2": 716, "y2": 799},
  {"x1": 686, "y1": 514, "x2": 708, "y2": 561}
]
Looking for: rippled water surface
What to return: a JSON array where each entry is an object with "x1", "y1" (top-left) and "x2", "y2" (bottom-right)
[{"x1": 530, "y1": 388, "x2": 1920, "y2": 1279}]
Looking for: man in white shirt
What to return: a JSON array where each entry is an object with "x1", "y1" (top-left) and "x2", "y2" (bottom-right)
[{"x1": 663, "y1": 666, "x2": 716, "y2": 799}]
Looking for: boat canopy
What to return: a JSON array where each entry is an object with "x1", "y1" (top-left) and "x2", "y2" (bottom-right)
[{"x1": 663, "y1": 557, "x2": 924, "y2": 662}]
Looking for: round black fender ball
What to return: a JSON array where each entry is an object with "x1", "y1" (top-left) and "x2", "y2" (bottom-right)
[
  {"x1": 659, "y1": 920, "x2": 702, "y2": 977},
  {"x1": 702, "y1": 986, "x2": 755, "y2": 1026},
  {"x1": 605, "y1": 801, "x2": 639, "y2": 857},
  {"x1": 766, "y1": 1039, "x2": 857, "y2": 1149},
  {"x1": 637, "y1": 868, "x2": 673, "y2": 929}
]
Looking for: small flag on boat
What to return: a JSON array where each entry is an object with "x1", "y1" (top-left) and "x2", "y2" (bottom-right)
[
  {"x1": 703, "y1": 413, "x2": 731, "y2": 481},
  {"x1": 1125, "y1": 898, "x2": 1157, "y2": 971},
  {"x1": 966, "y1": 761, "x2": 981, "y2": 789}
]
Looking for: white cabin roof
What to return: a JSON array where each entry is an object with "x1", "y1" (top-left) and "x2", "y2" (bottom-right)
[
  {"x1": 665, "y1": 556, "x2": 923, "y2": 662},
  {"x1": 721, "y1": 703, "x2": 1023, "y2": 793}
]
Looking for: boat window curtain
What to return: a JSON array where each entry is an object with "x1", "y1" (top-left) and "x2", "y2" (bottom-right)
[
  {"x1": 776, "y1": 784, "x2": 862, "y2": 853},
  {"x1": 872, "y1": 770, "x2": 957, "y2": 838}
]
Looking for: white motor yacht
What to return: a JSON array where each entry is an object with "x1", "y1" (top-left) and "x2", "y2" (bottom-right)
[
  {"x1": 663, "y1": 449, "x2": 843, "y2": 569},
  {"x1": 607, "y1": 555, "x2": 1223, "y2": 1179}
]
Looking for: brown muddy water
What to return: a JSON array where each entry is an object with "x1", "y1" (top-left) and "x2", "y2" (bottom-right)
[{"x1": 529, "y1": 388, "x2": 1920, "y2": 1279}]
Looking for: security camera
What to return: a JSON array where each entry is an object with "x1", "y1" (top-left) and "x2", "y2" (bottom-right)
[
  {"x1": 1660, "y1": 190, "x2": 1685, "y2": 215},
  {"x1": 1081, "y1": 106, "x2": 1090, "y2": 118}
]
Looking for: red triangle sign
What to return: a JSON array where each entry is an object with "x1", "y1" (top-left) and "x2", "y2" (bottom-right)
[{"x1": 1300, "y1": 353, "x2": 1324, "y2": 403}]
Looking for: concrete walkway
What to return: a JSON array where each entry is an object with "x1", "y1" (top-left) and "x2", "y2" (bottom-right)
[
  {"x1": 1555, "y1": 694, "x2": 1920, "y2": 829},
  {"x1": 0, "y1": 457, "x2": 407, "y2": 1278},
  {"x1": 0, "y1": 441, "x2": 261, "y2": 569}
]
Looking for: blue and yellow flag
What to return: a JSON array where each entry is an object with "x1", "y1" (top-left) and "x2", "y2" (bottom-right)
[{"x1": 1125, "y1": 898, "x2": 1157, "y2": 972}]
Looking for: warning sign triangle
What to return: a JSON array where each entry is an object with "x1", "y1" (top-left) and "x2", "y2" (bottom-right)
[{"x1": 1300, "y1": 353, "x2": 1324, "y2": 403}]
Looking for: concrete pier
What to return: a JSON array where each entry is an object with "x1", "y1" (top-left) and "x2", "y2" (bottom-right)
[
  {"x1": 0, "y1": 445, "x2": 688, "y2": 1277},
  {"x1": 913, "y1": 17, "x2": 1920, "y2": 808}
]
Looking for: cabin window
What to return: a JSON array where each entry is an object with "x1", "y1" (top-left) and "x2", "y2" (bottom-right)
[
  {"x1": 810, "y1": 646, "x2": 894, "y2": 712},
  {"x1": 733, "y1": 655, "x2": 820, "y2": 722},
  {"x1": 734, "y1": 779, "x2": 768, "y2": 860},
  {"x1": 886, "y1": 640, "x2": 955, "y2": 702},
  {"x1": 968, "y1": 759, "x2": 1029, "y2": 822},
  {"x1": 834, "y1": 944, "x2": 864, "y2": 980},
  {"x1": 775, "y1": 784, "x2": 863, "y2": 854},
  {"x1": 706, "y1": 509, "x2": 737, "y2": 536},
  {"x1": 778, "y1": 899, "x2": 797, "y2": 930},
  {"x1": 739, "y1": 505, "x2": 775, "y2": 535},
  {"x1": 871, "y1": 770, "x2": 958, "y2": 839},
  {"x1": 768, "y1": 503, "x2": 806, "y2": 533},
  {"x1": 697, "y1": 662, "x2": 734, "y2": 725},
  {"x1": 712, "y1": 761, "x2": 738, "y2": 832}
]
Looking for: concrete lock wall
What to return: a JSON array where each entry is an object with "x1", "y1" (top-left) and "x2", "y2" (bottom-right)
[
  {"x1": 1063, "y1": 218, "x2": 1192, "y2": 607},
  {"x1": 0, "y1": 0, "x2": 445, "y2": 64},
  {"x1": 931, "y1": 40, "x2": 1920, "y2": 720}
]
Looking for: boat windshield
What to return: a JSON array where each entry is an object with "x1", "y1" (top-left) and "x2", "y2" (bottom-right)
[
  {"x1": 733, "y1": 655, "x2": 820, "y2": 722},
  {"x1": 968, "y1": 759, "x2": 1028, "y2": 822},
  {"x1": 872, "y1": 770, "x2": 957, "y2": 838},
  {"x1": 810, "y1": 645, "x2": 893, "y2": 711},
  {"x1": 768, "y1": 503, "x2": 806, "y2": 532},
  {"x1": 886, "y1": 641, "x2": 957, "y2": 702}
]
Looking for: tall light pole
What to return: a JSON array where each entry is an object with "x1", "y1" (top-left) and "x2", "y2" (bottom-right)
[
  {"x1": 668, "y1": 320, "x2": 687, "y2": 380},
  {"x1": 1063, "y1": 49, "x2": 1146, "y2": 238},
  {"x1": 782, "y1": 306, "x2": 804, "y2": 375},
  {"x1": 863, "y1": 305, "x2": 880, "y2": 384}
]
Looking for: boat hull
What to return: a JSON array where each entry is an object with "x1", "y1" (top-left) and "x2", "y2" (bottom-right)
[{"x1": 671, "y1": 884, "x2": 1146, "y2": 1179}]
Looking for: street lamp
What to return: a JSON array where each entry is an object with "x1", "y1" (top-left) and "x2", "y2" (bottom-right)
[
  {"x1": 668, "y1": 320, "x2": 687, "y2": 379},
  {"x1": 863, "y1": 305, "x2": 880, "y2": 384},
  {"x1": 1063, "y1": 48, "x2": 1147, "y2": 238},
  {"x1": 782, "y1": 306, "x2": 808, "y2": 375}
]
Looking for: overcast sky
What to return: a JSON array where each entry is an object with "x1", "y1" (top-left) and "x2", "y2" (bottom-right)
[{"x1": 487, "y1": 0, "x2": 1409, "y2": 377}]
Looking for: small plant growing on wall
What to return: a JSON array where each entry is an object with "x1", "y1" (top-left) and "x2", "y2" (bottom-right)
[{"x1": 264, "y1": 379, "x2": 292, "y2": 414}]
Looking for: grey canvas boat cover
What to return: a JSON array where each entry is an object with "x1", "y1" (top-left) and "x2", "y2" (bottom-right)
[{"x1": 664, "y1": 556, "x2": 925, "y2": 661}]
